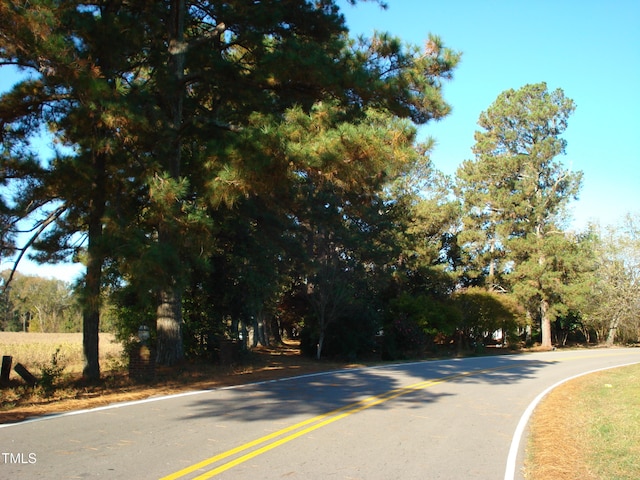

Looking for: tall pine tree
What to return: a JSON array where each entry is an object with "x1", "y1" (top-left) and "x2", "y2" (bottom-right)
[
  {"x1": 456, "y1": 83, "x2": 582, "y2": 348},
  {"x1": 0, "y1": 1, "x2": 152, "y2": 379}
]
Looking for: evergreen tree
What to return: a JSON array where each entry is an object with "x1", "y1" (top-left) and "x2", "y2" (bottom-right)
[
  {"x1": 2, "y1": 1, "x2": 460, "y2": 368},
  {"x1": 456, "y1": 83, "x2": 582, "y2": 348},
  {"x1": 266, "y1": 102, "x2": 444, "y2": 359},
  {"x1": 137, "y1": 15, "x2": 459, "y2": 363},
  {"x1": 0, "y1": 1, "x2": 150, "y2": 379}
]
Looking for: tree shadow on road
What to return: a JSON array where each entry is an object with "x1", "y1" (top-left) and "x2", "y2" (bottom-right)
[{"x1": 176, "y1": 355, "x2": 552, "y2": 422}]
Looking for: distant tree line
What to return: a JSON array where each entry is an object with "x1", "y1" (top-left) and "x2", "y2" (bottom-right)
[
  {"x1": 0, "y1": 270, "x2": 119, "y2": 333},
  {"x1": 0, "y1": 271, "x2": 80, "y2": 332},
  {"x1": 1, "y1": 2, "x2": 638, "y2": 381}
]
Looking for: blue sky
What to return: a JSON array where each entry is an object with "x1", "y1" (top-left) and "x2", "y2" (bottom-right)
[
  {"x1": 3, "y1": 1, "x2": 639, "y2": 280},
  {"x1": 340, "y1": 0, "x2": 640, "y2": 230}
]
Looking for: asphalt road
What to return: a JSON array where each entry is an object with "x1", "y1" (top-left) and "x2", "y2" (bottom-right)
[{"x1": 1, "y1": 348, "x2": 639, "y2": 480}]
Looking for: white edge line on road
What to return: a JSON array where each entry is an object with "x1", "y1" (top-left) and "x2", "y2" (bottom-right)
[
  {"x1": 1, "y1": 353, "x2": 549, "y2": 430},
  {"x1": 0, "y1": 358, "x2": 461, "y2": 429},
  {"x1": 504, "y1": 360, "x2": 640, "y2": 480}
]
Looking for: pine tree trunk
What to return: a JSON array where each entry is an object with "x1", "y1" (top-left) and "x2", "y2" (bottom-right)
[
  {"x1": 540, "y1": 298, "x2": 553, "y2": 349},
  {"x1": 252, "y1": 311, "x2": 269, "y2": 347},
  {"x1": 154, "y1": 0, "x2": 186, "y2": 366},
  {"x1": 240, "y1": 321, "x2": 249, "y2": 350},
  {"x1": 252, "y1": 316, "x2": 259, "y2": 347},
  {"x1": 316, "y1": 331, "x2": 325, "y2": 360},
  {"x1": 270, "y1": 316, "x2": 282, "y2": 345},
  {"x1": 537, "y1": 242, "x2": 554, "y2": 349},
  {"x1": 82, "y1": 153, "x2": 106, "y2": 381},
  {"x1": 82, "y1": 268, "x2": 101, "y2": 380},
  {"x1": 605, "y1": 316, "x2": 619, "y2": 345},
  {"x1": 156, "y1": 288, "x2": 184, "y2": 365}
]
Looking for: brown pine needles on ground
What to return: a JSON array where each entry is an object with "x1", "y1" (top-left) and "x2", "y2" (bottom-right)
[
  {"x1": 525, "y1": 381, "x2": 596, "y2": 480},
  {"x1": 525, "y1": 364, "x2": 640, "y2": 480}
]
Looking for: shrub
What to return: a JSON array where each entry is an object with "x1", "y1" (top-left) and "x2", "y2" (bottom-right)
[{"x1": 38, "y1": 347, "x2": 66, "y2": 396}]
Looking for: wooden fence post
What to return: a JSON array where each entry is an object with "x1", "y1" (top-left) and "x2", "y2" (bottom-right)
[
  {"x1": 14, "y1": 363, "x2": 38, "y2": 387},
  {"x1": 1, "y1": 355, "x2": 12, "y2": 386}
]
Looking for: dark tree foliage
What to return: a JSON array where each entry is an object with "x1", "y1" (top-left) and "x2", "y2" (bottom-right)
[{"x1": 2, "y1": 1, "x2": 484, "y2": 368}]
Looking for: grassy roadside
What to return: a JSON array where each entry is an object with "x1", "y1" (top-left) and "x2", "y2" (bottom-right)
[{"x1": 525, "y1": 363, "x2": 640, "y2": 480}]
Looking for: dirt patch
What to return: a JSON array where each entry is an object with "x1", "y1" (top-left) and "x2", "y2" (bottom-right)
[{"x1": 0, "y1": 342, "x2": 363, "y2": 425}]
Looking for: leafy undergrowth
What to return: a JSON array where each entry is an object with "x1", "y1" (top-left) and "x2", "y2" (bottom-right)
[
  {"x1": 0, "y1": 341, "x2": 360, "y2": 425},
  {"x1": 525, "y1": 363, "x2": 640, "y2": 480}
]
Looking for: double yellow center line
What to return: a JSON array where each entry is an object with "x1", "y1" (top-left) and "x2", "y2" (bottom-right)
[{"x1": 161, "y1": 363, "x2": 526, "y2": 479}]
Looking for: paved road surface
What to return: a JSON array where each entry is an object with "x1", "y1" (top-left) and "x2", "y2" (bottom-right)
[{"x1": 1, "y1": 348, "x2": 639, "y2": 479}]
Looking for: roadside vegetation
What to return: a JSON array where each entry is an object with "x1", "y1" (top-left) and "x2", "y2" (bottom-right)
[
  {"x1": 0, "y1": 332, "x2": 122, "y2": 374},
  {"x1": 1, "y1": 3, "x2": 638, "y2": 385},
  {"x1": 526, "y1": 363, "x2": 640, "y2": 480},
  {"x1": 0, "y1": 332, "x2": 124, "y2": 411},
  {"x1": 0, "y1": 334, "x2": 358, "y2": 424}
]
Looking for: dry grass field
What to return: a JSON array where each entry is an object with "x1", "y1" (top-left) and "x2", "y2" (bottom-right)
[{"x1": 0, "y1": 332, "x2": 124, "y2": 374}]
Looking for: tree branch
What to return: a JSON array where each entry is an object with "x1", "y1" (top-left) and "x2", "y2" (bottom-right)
[{"x1": 1, "y1": 204, "x2": 67, "y2": 293}]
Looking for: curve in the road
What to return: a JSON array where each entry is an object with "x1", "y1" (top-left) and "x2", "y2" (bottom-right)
[{"x1": 162, "y1": 361, "x2": 547, "y2": 480}]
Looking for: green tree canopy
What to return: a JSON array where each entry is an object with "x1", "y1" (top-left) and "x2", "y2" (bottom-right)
[
  {"x1": 456, "y1": 82, "x2": 583, "y2": 348},
  {"x1": 1, "y1": 1, "x2": 461, "y2": 372}
]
